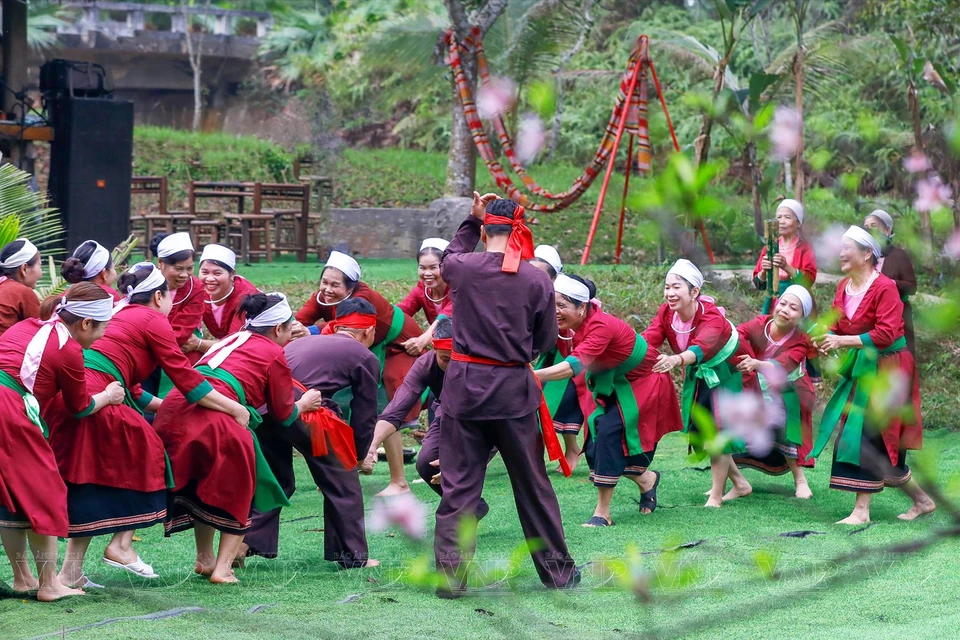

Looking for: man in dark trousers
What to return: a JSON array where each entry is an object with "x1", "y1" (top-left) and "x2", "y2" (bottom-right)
[
  {"x1": 242, "y1": 298, "x2": 381, "y2": 569},
  {"x1": 363, "y1": 316, "x2": 490, "y2": 519},
  {"x1": 434, "y1": 192, "x2": 578, "y2": 597}
]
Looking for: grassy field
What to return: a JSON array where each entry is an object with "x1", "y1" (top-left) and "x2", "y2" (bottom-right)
[{"x1": 2, "y1": 260, "x2": 958, "y2": 639}]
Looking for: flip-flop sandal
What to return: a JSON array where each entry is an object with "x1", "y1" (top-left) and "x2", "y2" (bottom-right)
[
  {"x1": 64, "y1": 575, "x2": 105, "y2": 589},
  {"x1": 638, "y1": 471, "x2": 661, "y2": 514},
  {"x1": 103, "y1": 555, "x2": 159, "y2": 579},
  {"x1": 582, "y1": 515, "x2": 614, "y2": 527}
]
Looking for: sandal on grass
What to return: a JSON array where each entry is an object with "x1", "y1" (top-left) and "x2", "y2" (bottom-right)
[
  {"x1": 638, "y1": 471, "x2": 661, "y2": 514},
  {"x1": 103, "y1": 555, "x2": 159, "y2": 579},
  {"x1": 582, "y1": 515, "x2": 613, "y2": 527}
]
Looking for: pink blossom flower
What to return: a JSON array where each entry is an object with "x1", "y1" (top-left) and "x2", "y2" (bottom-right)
[
  {"x1": 914, "y1": 174, "x2": 954, "y2": 212},
  {"x1": 903, "y1": 151, "x2": 932, "y2": 174},
  {"x1": 368, "y1": 492, "x2": 427, "y2": 541},
  {"x1": 944, "y1": 230, "x2": 960, "y2": 261},
  {"x1": 770, "y1": 106, "x2": 801, "y2": 161},
  {"x1": 812, "y1": 223, "x2": 847, "y2": 270},
  {"x1": 515, "y1": 114, "x2": 546, "y2": 166},
  {"x1": 477, "y1": 77, "x2": 517, "y2": 120},
  {"x1": 715, "y1": 390, "x2": 781, "y2": 457}
]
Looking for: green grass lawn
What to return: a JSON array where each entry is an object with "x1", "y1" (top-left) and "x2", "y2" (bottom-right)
[{"x1": 3, "y1": 260, "x2": 958, "y2": 639}]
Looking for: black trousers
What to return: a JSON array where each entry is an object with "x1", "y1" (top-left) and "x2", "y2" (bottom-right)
[
  {"x1": 435, "y1": 412, "x2": 576, "y2": 592},
  {"x1": 244, "y1": 416, "x2": 369, "y2": 568},
  {"x1": 416, "y1": 416, "x2": 489, "y2": 518}
]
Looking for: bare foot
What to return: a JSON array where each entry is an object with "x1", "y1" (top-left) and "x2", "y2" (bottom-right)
[
  {"x1": 704, "y1": 495, "x2": 722, "y2": 508},
  {"x1": 363, "y1": 559, "x2": 381, "y2": 568},
  {"x1": 836, "y1": 512, "x2": 870, "y2": 525},
  {"x1": 194, "y1": 561, "x2": 215, "y2": 577},
  {"x1": 103, "y1": 547, "x2": 138, "y2": 566},
  {"x1": 794, "y1": 482, "x2": 813, "y2": 500},
  {"x1": 722, "y1": 481, "x2": 753, "y2": 502},
  {"x1": 13, "y1": 576, "x2": 39, "y2": 593},
  {"x1": 232, "y1": 543, "x2": 249, "y2": 569},
  {"x1": 376, "y1": 482, "x2": 411, "y2": 497},
  {"x1": 37, "y1": 583, "x2": 85, "y2": 602},
  {"x1": 210, "y1": 570, "x2": 239, "y2": 584},
  {"x1": 898, "y1": 498, "x2": 936, "y2": 521}
]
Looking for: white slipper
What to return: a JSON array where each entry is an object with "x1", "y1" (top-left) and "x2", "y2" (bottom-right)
[
  {"x1": 79, "y1": 577, "x2": 106, "y2": 589},
  {"x1": 103, "y1": 555, "x2": 159, "y2": 579}
]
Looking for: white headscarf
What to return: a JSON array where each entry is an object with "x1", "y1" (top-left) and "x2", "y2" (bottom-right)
[
  {"x1": 865, "y1": 209, "x2": 894, "y2": 234},
  {"x1": 777, "y1": 199, "x2": 805, "y2": 225},
  {"x1": 324, "y1": 251, "x2": 361, "y2": 282},
  {"x1": 533, "y1": 245, "x2": 563, "y2": 274},
  {"x1": 113, "y1": 262, "x2": 166, "y2": 315},
  {"x1": 156, "y1": 232, "x2": 194, "y2": 259},
  {"x1": 77, "y1": 241, "x2": 110, "y2": 279},
  {"x1": 780, "y1": 285, "x2": 813, "y2": 318},
  {"x1": 667, "y1": 259, "x2": 704, "y2": 289},
  {"x1": 20, "y1": 294, "x2": 114, "y2": 393},
  {"x1": 419, "y1": 238, "x2": 449, "y2": 254},
  {"x1": 203, "y1": 293, "x2": 292, "y2": 370},
  {"x1": 554, "y1": 274, "x2": 590, "y2": 303},
  {"x1": 200, "y1": 244, "x2": 237, "y2": 271},
  {"x1": 843, "y1": 225, "x2": 882, "y2": 259},
  {"x1": 0, "y1": 239, "x2": 38, "y2": 269}
]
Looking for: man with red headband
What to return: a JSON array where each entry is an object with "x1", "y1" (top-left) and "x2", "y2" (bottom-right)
[
  {"x1": 363, "y1": 316, "x2": 491, "y2": 519},
  {"x1": 433, "y1": 193, "x2": 578, "y2": 597},
  {"x1": 241, "y1": 298, "x2": 381, "y2": 568}
]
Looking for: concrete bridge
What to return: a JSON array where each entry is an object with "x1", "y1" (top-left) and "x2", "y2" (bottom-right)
[{"x1": 23, "y1": 2, "x2": 289, "y2": 132}]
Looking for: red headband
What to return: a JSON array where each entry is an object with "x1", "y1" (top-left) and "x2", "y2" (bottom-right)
[
  {"x1": 321, "y1": 312, "x2": 377, "y2": 335},
  {"x1": 432, "y1": 337, "x2": 453, "y2": 351},
  {"x1": 484, "y1": 203, "x2": 534, "y2": 273}
]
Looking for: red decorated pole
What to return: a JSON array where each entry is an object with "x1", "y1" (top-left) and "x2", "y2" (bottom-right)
[{"x1": 615, "y1": 134, "x2": 635, "y2": 264}]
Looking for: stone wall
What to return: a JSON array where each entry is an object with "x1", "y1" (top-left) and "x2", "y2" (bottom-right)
[{"x1": 320, "y1": 198, "x2": 478, "y2": 259}]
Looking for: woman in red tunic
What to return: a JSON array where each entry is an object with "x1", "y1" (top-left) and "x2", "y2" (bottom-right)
[
  {"x1": 398, "y1": 238, "x2": 453, "y2": 356},
  {"x1": 535, "y1": 275, "x2": 682, "y2": 526},
  {"x1": 195, "y1": 244, "x2": 260, "y2": 345},
  {"x1": 60, "y1": 240, "x2": 121, "y2": 303},
  {"x1": 0, "y1": 283, "x2": 124, "y2": 601},
  {"x1": 46, "y1": 263, "x2": 250, "y2": 585},
  {"x1": 752, "y1": 199, "x2": 817, "y2": 312},
  {"x1": 529, "y1": 254, "x2": 592, "y2": 472},
  {"x1": 155, "y1": 292, "x2": 324, "y2": 584},
  {"x1": 643, "y1": 260, "x2": 759, "y2": 508},
  {"x1": 292, "y1": 250, "x2": 422, "y2": 497},
  {"x1": 0, "y1": 239, "x2": 42, "y2": 335},
  {"x1": 733, "y1": 285, "x2": 817, "y2": 499},
  {"x1": 810, "y1": 226, "x2": 935, "y2": 524},
  {"x1": 151, "y1": 232, "x2": 205, "y2": 373}
]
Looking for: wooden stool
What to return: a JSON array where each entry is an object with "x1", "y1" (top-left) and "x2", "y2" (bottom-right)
[
  {"x1": 225, "y1": 214, "x2": 274, "y2": 264},
  {"x1": 190, "y1": 218, "x2": 221, "y2": 250}
]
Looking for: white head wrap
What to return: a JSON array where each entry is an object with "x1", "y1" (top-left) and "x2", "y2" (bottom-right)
[
  {"x1": 203, "y1": 293, "x2": 292, "y2": 369},
  {"x1": 843, "y1": 225, "x2": 882, "y2": 259},
  {"x1": 777, "y1": 199, "x2": 805, "y2": 225},
  {"x1": 200, "y1": 244, "x2": 237, "y2": 271},
  {"x1": 78, "y1": 241, "x2": 110, "y2": 279},
  {"x1": 780, "y1": 284, "x2": 813, "y2": 318},
  {"x1": 533, "y1": 245, "x2": 563, "y2": 274},
  {"x1": 324, "y1": 251, "x2": 361, "y2": 282},
  {"x1": 419, "y1": 238, "x2": 449, "y2": 254},
  {"x1": 112, "y1": 262, "x2": 166, "y2": 315},
  {"x1": 554, "y1": 274, "x2": 590, "y2": 304},
  {"x1": 20, "y1": 292, "x2": 114, "y2": 393},
  {"x1": 244, "y1": 292, "x2": 292, "y2": 329},
  {"x1": 865, "y1": 209, "x2": 894, "y2": 234},
  {"x1": 667, "y1": 259, "x2": 704, "y2": 289},
  {"x1": 156, "y1": 232, "x2": 194, "y2": 259},
  {"x1": 1, "y1": 239, "x2": 38, "y2": 269}
]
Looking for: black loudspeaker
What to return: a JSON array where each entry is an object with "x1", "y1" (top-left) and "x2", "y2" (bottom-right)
[{"x1": 48, "y1": 97, "x2": 134, "y2": 252}]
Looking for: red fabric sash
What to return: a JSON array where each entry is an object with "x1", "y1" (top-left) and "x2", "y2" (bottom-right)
[
  {"x1": 293, "y1": 381, "x2": 357, "y2": 470},
  {"x1": 320, "y1": 312, "x2": 377, "y2": 335},
  {"x1": 432, "y1": 337, "x2": 453, "y2": 351},
  {"x1": 450, "y1": 351, "x2": 572, "y2": 477},
  {"x1": 484, "y1": 205, "x2": 534, "y2": 273}
]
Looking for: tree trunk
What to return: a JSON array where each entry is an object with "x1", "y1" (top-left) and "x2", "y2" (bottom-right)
[
  {"x1": 191, "y1": 62, "x2": 203, "y2": 132},
  {"x1": 693, "y1": 56, "x2": 729, "y2": 168},
  {"x1": 444, "y1": 46, "x2": 478, "y2": 197},
  {"x1": 908, "y1": 82, "x2": 934, "y2": 248},
  {"x1": 746, "y1": 139, "x2": 763, "y2": 236},
  {"x1": 793, "y1": 48, "x2": 805, "y2": 202}
]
